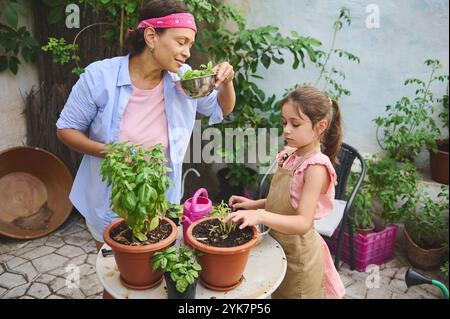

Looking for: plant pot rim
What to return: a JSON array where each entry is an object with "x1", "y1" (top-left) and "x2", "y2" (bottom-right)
[
  {"x1": 403, "y1": 228, "x2": 445, "y2": 253},
  {"x1": 103, "y1": 217, "x2": 177, "y2": 253},
  {"x1": 186, "y1": 216, "x2": 259, "y2": 255}
]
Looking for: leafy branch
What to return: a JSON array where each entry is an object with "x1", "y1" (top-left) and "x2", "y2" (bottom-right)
[
  {"x1": 314, "y1": 7, "x2": 360, "y2": 100},
  {"x1": 0, "y1": 0, "x2": 39, "y2": 74}
]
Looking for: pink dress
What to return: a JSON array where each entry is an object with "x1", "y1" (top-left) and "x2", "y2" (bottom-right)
[{"x1": 276, "y1": 147, "x2": 346, "y2": 299}]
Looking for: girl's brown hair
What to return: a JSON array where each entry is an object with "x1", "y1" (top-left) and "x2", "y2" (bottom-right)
[
  {"x1": 280, "y1": 85, "x2": 343, "y2": 166},
  {"x1": 124, "y1": 0, "x2": 190, "y2": 56}
]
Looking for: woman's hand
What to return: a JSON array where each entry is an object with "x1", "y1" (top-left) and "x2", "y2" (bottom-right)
[
  {"x1": 222, "y1": 210, "x2": 264, "y2": 229},
  {"x1": 213, "y1": 62, "x2": 234, "y2": 87},
  {"x1": 229, "y1": 195, "x2": 257, "y2": 211}
]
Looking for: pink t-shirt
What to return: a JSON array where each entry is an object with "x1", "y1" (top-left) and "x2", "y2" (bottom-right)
[
  {"x1": 276, "y1": 146, "x2": 346, "y2": 299},
  {"x1": 119, "y1": 81, "x2": 169, "y2": 154}
]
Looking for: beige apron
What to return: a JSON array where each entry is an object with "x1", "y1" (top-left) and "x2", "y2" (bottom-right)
[{"x1": 267, "y1": 150, "x2": 325, "y2": 299}]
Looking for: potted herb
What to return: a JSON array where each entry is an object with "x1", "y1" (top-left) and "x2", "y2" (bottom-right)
[
  {"x1": 100, "y1": 142, "x2": 178, "y2": 289},
  {"x1": 185, "y1": 201, "x2": 258, "y2": 291},
  {"x1": 152, "y1": 245, "x2": 202, "y2": 299},
  {"x1": 403, "y1": 185, "x2": 449, "y2": 270}
]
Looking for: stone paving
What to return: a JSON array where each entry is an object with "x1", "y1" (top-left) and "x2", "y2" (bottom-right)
[{"x1": 0, "y1": 211, "x2": 447, "y2": 299}]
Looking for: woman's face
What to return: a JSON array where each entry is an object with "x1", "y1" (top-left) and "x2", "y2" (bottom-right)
[{"x1": 152, "y1": 28, "x2": 196, "y2": 73}]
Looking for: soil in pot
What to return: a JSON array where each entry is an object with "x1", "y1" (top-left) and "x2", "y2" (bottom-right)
[
  {"x1": 110, "y1": 219, "x2": 172, "y2": 246},
  {"x1": 192, "y1": 218, "x2": 254, "y2": 247},
  {"x1": 164, "y1": 273, "x2": 197, "y2": 299}
]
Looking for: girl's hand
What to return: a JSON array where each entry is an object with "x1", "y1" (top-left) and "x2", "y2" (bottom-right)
[
  {"x1": 213, "y1": 62, "x2": 234, "y2": 87},
  {"x1": 229, "y1": 195, "x2": 256, "y2": 211},
  {"x1": 222, "y1": 210, "x2": 263, "y2": 229}
]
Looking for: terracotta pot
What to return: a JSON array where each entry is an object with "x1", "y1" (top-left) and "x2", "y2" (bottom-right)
[
  {"x1": 403, "y1": 228, "x2": 445, "y2": 270},
  {"x1": 430, "y1": 138, "x2": 449, "y2": 185},
  {"x1": 186, "y1": 217, "x2": 259, "y2": 291},
  {"x1": 103, "y1": 218, "x2": 177, "y2": 290}
]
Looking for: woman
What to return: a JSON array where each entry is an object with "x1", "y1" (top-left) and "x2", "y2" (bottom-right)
[{"x1": 56, "y1": 0, "x2": 236, "y2": 250}]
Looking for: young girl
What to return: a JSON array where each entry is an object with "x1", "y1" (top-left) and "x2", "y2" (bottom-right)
[{"x1": 224, "y1": 85, "x2": 346, "y2": 299}]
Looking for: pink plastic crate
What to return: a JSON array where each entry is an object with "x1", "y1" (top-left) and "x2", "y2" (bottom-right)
[{"x1": 324, "y1": 224, "x2": 398, "y2": 272}]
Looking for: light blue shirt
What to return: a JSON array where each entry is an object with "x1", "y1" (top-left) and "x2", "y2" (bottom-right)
[{"x1": 56, "y1": 55, "x2": 223, "y2": 236}]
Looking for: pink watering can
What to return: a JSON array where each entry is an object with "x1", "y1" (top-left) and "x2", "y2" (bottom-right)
[{"x1": 181, "y1": 188, "x2": 212, "y2": 246}]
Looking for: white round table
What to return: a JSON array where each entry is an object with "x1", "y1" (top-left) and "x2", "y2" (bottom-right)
[{"x1": 96, "y1": 227, "x2": 287, "y2": 299}]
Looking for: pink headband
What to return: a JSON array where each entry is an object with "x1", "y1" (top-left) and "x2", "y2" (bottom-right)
[{"x1": 130, "y1": 13, "x2": 197, "y2": 34}]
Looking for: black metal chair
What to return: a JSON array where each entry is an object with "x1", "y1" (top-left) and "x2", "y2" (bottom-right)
[{"x1": 258, "y1": 143, "x2": 366, "y2": 270}]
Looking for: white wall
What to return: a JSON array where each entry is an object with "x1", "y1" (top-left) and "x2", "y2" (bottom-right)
[
  {"x1": 0, "y1": 3, "x2": 39, "y2": 152},
  {"x1": 225, "y1": 0, "x2": 449, "y2": 156}
]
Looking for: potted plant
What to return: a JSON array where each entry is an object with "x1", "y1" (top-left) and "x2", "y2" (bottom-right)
[
  {"x1": 403, "y1": 185, "x2": 449, "y2": 270},
  {"x1": 430, "y1": 89, "x2": 449, "y2": 184},
  {"x1": 347, "y1": 172, "x2": 375, "y2": 235},
  {"x1": 353, "y1": 202, "x2": 375, "y2": 235},
  {"x1": 101, "y1": 142, "x2": 178, "y2": 290},
  {"x1": 167, "y1": 203, "x2": 184, "y2": 226},
  {"x1": 152, "y1": 245, "x2": 202, "y2": 299},
  {"x1": 375, "y1": 59, "x2": 448, "y2": 162},
  {"x1": 185, "y1": 201, "x2": 258, "y2": 291}
]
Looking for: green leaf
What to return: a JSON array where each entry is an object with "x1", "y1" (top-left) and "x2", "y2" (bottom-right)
[
  {"x1": 165, "y1": 247, "x2": 177, "y2": 254},
  {"x1": 149, "y1": 215, "x2": 159, "y2": 231},
  {"x1": 24, "y1": 35, "x2": 39, "y2": 47},
  {"x1": 0, "y1": 56, "x2": 8, "y2": 72},
  {"x1": 292, "y1": 54, "x2": 300, "y2": 69},
  {"x1": 9, "y1": 2, "x2": 28, "y2": 18},
  {"x1": 133, "y1": 231, "x2": 147, "y2": 242},
  {"x1": 260, "y1": 54, "x2": 271, "y2": 69},
  {"x1": 21, "y1": 47, "x2": 32, "y2": 62},
  {"x1": 152, "y1": 258, "x2": 161, "y2": 271},
  {"x1": 3, "y1": 3, "x2": 19, "y2": 29},
  {"x1": 125, "y1": 2, "x2": 137, "y2": 13},
  {"x1": 176, "y1": 278, "x2": 189, "y2": 293},
  {"x1": 160, "y1": 257, "x2": 167, "y2": 269},
  {"x1": 9, "y1": 56, "x2": 19, "y2": 75}
]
